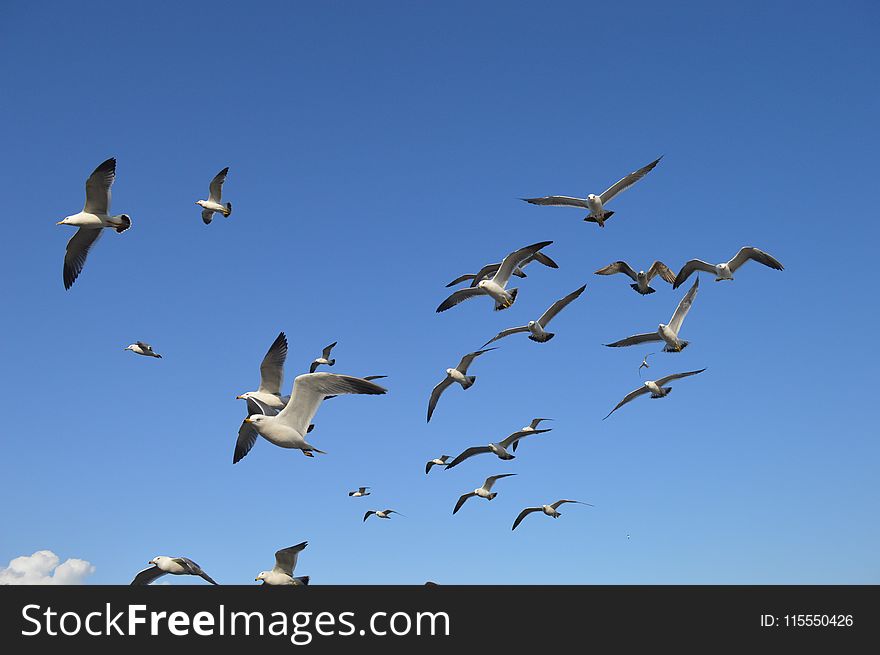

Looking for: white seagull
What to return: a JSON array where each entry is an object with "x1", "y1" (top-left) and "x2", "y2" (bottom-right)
[
  {"x1": 638, "y1": 353, "x2": 654, "y2": 374},
  {"x1": 57, "y1": 157, "x2": 132, "y2": 290},
  {"x1": 522, "y1": 156, "x2": 662, "y2": 227},
  {"x1": 603, "y1": 368, "x2": 706, "y2": 419},
  {"x1": 255, "y1": 541, "x2": 310, "y2": 586},
  {"x1": 436, "y1": 241, "x2": 553, "y2": 312},
  {"x1": 512, "y1": 417, "x2": 553, "y2": 452},
  {"x1": 482, "y1": 284, "x2": 586, "y2": 346},
  {"x1": 446, "y1": 251, "x2": 559, "y2": 288},
  {"x1": 124, "y1": 342, "x2": 162, "y2": 358},
  {"x1": 235, "y1": 372, "x2": 387, "y2": 462},
  {"x1": 453, "y1": 473, "x2": 517, "y2": 515},
  {"x1": 130, "y1": 556, "x2": 218, "y2": 585},
  {"x1": 364, "y1": 509, "x2": 403, "y2": 522},
  {"x1": 236, "y1": 332, "x2": 290, "y2": 411},
  {"x1": 595, "y1": 260, "x2": 676, "y2": 295},
  {"x1": 349, "y1": 487, "x2": 371, "y2": 497},
  {"x1": 444, "y1": 427, "x2": 553, "y2": 469},
  {"x1": 427, "y1": 348, "x2": 496, "y2": 422},
  {"x1": 605, "y1": 277, "x2": 699, "y2": 352},
  {"x1": 196, "y1": 167, "x2": 232, "y2": 224},
  {"x1": 512, "y1": 500, "x2": 593, "y2": 531},
  {"x1": 425, "y1": 455, "x2": 450, "y2": 474},
  {"x1": 309, "y1": 342, "x2": 337, "y2": 373},
  {"x1": 673, "y1": 246, "x2": 784, "y2": 289}
]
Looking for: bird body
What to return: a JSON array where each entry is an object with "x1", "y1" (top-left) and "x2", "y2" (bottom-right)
[
  {"x1": 603, "y1": 369, "x2": 706, "y2": 419},
  {"x1": 309, "y1": 342, "x2": 338, "y2": 373},
  {"x1": 595, "y1": 261, "x2": 675, "y2": 295},
  {"x1": 349, "y1": 487, "x2": 371, "y2": 497},
  {"x1": 482, "y1": 285, "x2": 586, "y2": 347},
  {"x1": 444, "y1": 427, "x2": 552, "y2": 468},
  {"x1": 425, "y1": 455, "x2": 450, "y2": 473},
  {"x1": 131, "y1": 556, "x2": 218, "y2": 585},
  {"x1": 427, "y1": 348, "x2": 495, "y2": 422},
  {"x1": 196, "y1": 167, "x2": 232, "y2": 224},
  {"x1": 364, "y1": 509, "x2": 400, "y2": 521},
  {"x1": 673, "y1": 246, "x2": 783, "y2": 288},
  {"x1": 124, "y1": 342, "x2": 162, "y2": 358},
  {"x1": 511, "y1": 500, "x2": 593, "y2": 530},
  {"x1": 453, "y1": 474, "x2": 517, "y2": 514},
  {"x1": 255, "y1": 542, "x2": 309, "y2": 586}
]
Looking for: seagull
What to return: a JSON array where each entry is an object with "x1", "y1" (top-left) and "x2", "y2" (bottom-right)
[
  {"x1": 57, "y1": 157, "x2": 132, "y2": 290},
  {"x1": 364, "y1": 509, "x2": 403, "y2": 522},
  {"x1": 453, "y1": 473, "x2": 517, "y2": 515},
  {"x1": 236, "y1": 332, "x2": 290, "y2": 411},
  {"x1": 349, "y1": 487, "x2": 371, "y2": 497},
  {"x1": 482, "y1": 284, "x2": 586, "y2": 346},
  {"x1": 672, "y1": 246, "x2": 784, "y2": 289},
  {"x1": 124, "y1": 342, "x2": 162, "y2": 358},
  {"x1": 638, "y1": 353, "x2": 654, "y2": 375},
  {"x1": 605, "y1": 277, "x2": 699, "y2": 352},
  {"x1": 130, "y1": 556, "x2": 218, "y2": 585},
  {"x1": 255, "y1": 541, "x2": 310, "y2": 586},
  {"x1": 196, "y1": 167, "x2": 232, "y2": 224},
  {"x1": 425, "y1": 455, "x2": 450, "y2": 474},
  {"x1": 511, "y1": 500, "x2": 593, "y2": 531},
  {"x1": 309, "y1": 342, "x2": 337, "y2": 373},
  {"x1": 444, "y1": 427, "x2": 553, "y2": 469},
  {"x1": 595, "y1": 261, "x2": 675, "y2": 295},
  {"x1": 446, "y1": 251, "x2": 559, "y2": 288},
  {"x1": 511, "y1": 418, "x2": 553, "y2": 452},
  {"x1": 436, "y1": 241, "x2": 553, "y2": 312},
  {"x1": 234, "y1": 372, "x2": 387, "y2": 463},
  {"x1": 603, "y1": 369, "x2": 706, "y2": 419},
  {"x1": 427, "y1": 348, "x2": 496, "y2": 422},
  {"x1": 522, "y1": 156, "x2": 662, "y2": 227}
]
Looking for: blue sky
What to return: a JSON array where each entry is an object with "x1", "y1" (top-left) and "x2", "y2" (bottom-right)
[{"x1": 1, "y1": 1, "x2": 878, "y2": 584}]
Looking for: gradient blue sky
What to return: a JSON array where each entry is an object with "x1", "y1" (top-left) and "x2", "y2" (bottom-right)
[{"x1": 1, "y1": 1, "x2": 878, "y2": 584}]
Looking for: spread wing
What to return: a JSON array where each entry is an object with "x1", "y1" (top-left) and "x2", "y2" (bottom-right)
[
  {"x1": 427, "y1": 377, "x2": 454, "y2": 422},
  {"x1": 483, "y1": 473, "x2": 516, "y2": 491},
  {"x1": 363, "y1": 511, "x2": 376, "y2": 522},
  {"x1": 276, "y1": 373, "x2": 387, "y2": 435},
  {"x1": 321, "y1": 342, "x2": 337, "y2": 359},
  {"x1": 512, "y1": 507, "x2": 542, "y2": 531},
  {"x1": 452, "y1": 492, "x2": 476, "y2": 515},
  {"x1": 130, "y1": 565, "x2": 166, "y2": 585},
  {"x1": 482, "y1": 326, "x2": 529, "y2": 347},
  {"x1": 83, "y1": 157, "x2": 115, "y2": 214},
  {"x1": 257, "y1": 332, "x2": 288, "y2": 395},
  {"x1": 594, "y1": 261, "x2": 638, "y2": 281},
  {"x1": 647, "y1": 261, "x2": 676, "y2": 284},
  {"x1": 655, "y1": 368, "x2": 706, "y2": 386},
  {"x1": 668, "y1": 277, "x2": 699, "y2": 334},
  {"x1": 604, "y1": 332, "x2": 662, "y2": 348},
  {"x1": 456, "y1": 347, "x2": 495, "y2": 373},
  {"x1": 444, "y1": 446, "x2": 492, "y2": 469},
  {"x1": 521, "y1": 195, "x2": 588, "y2": 208},
  {"x1": 436, "y1": 287, "x2": 485, "y2": 312},
  {"x1": 446, "y1": 273, "x2": 477, "y2": 287},
  {"x1": 537, "y1": 284, "x2": 586, "y2": 327},
  {"x1": 208, "y1": 167, "x2": 229, "y2": 203},
  {"x1": 500, "y1": 428, "x2": 551, "y2": 449},
  {"x1": 727, "y1": 246, "x2": 784, "y2": 273},
  {"x1": 273, "y1": 541, "x2": 307, "y2": 575},
  {"x1": 551, "y1": 499, "x2": 592, "y2": 509},
  {"x1": 425, "y1": 456, "x2": 449, "y2": 474},
  {"x1": 598, "y1": 156, "x2": 662, "y2": 203},
  {"x1": 531, "y1": 251, "x2": 559, "y2": 269},
  {"x1": 493, "y1": 241, "x2": 553, "y2": 286},
  {"x1": 470, "y1": 262, "x2": 502, "y2": 286},
  {"x1": 603, "y1": 386, "x2": 650, "y2": 419},
  {"x1": 63, "y1": 227, "x2": 103, "y2": 290},
  {"x1": 672, "y1": 259, "x2": 716, "y2": 288}
]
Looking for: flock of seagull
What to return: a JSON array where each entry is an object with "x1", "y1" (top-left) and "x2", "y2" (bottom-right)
[{"x1": 53, "y1": 155, "x2": 784, "y2": 584}]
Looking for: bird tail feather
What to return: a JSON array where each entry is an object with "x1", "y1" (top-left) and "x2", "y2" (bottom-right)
[
  {"x1": 631, "y1": 283, "x2": 655, "y2": 295},
  {"x1": 224, "y1": 202, "x2": 232, "y2": 217},
  {"x1": 528, "y1": 332, "x2": 554, "y2": 343},
  {"x1": 115, "y1": 214, "x2": 132, "y2": 233},
  {"x1": 461, "y1": 375, "x2": 476, "y2": 389}
]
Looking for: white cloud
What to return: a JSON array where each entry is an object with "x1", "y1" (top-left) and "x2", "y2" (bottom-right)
[{"x1": 0, "y1": 550, "x2": 95, "y2": 585}]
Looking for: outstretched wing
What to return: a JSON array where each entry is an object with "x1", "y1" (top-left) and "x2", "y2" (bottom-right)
[
  {"x1": 436, "y1": 287, "x2": 485, "y2": 312},
  {"x1": 512, "y1": 507, "x2": 542, "y2": 531},
  {"x1": 598, "y1": 156, "x2": 662, "y2": 203},
  {"x1": 500, "y1": 428, "x2": 551, "y2": 449},
  {"x1": 483, "y1": 473, "x2": 516, "y2": 491},
  {"x1": 63, "y1": 227, "x2": 103, "y2": 290},
  {"x1": 482, "y1": 326, "x2": 529, "y2": 347},
  {"x1": 521, "y1": 195, "x2": 588, "y2": 208},
  {"x1": 551, "y1": 499, "x2": 593, "y2": 509},
  {"x1": 130, "y1": 565, "x2": 166, "y2": 585},
  {"x1": 672, "y1": 259, "x2": 716, "y2": 289},
  {"x1": 446, "y1": 273, "x2": 477, "y2": 287},
  {"x1": 537, "y1": 284, "x2": 586, "y2": 327},
  {"x1": 321, "y1": 342, "x2": 337, "y2": 359},
  {"x1": 668, "y1": 277, "x2": 699, "y2": 334},
  {"x1": 452, "y1": 492, "x2": 476, "y2": 515},
  {"x1": 273, "y1": 541, "x2": 307, "y2": 575},
  {"x1": 603, "y1": 386, "x2": 650, "y2": 419},
  {"x1": 427, "y1": 377, "x2": 454, "y2": 423},
  {"x1": 456, "y1": 347, "x2": 496, "y2": 373},
  {"x1": 604, "y1": 332, "x2": 662, "y2": 348},
  {"x1": 277, "y1": 373, "x2": 387, "y2": 435},
  {"x1": 208, "y1": 167, "x2": 229, "y2": 203},
  {"x1": 727, "y1": 246, "x2": 784, "y2": 273},
  {"x1": 655, "y1": 368, "x2": 706, "y2": 387},
  {"x1": 531, "y1": 251, "x2": 559, "y2": 269},
  {"x1": 647, "y1": 261, "x2": 676, "y2": 284},
  {"x1": 363, "y1": 511, "x2": 376, "y2": 522},
  {"x1": 493, "y1": 241, "x2": 553, "y2": 286},
  {"x1": 257, "y1": 332, "x2": 288, "y2": 395},
  {"x1": 444, "y1": 446, "x2": 492, "y2": 469},
  {"x1": 594, "y1": 261, "x2": 638, "y2": 281},
  {"x1": 470, "y1": 262, "x2": 502, "y2": 286},
  {"x1": 83, "y1": 157, "x2": 116, "y2": 214}
]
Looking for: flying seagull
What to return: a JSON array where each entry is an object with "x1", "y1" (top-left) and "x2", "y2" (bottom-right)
[
  {"x1": 512, "y1": 500, "x2": 593, "y2": 531},
  {"x1": 235, "y1": 372, "x2": 387, "y2": 462},
  {"x1": 482, "y1": 284, "x2": 586, "y2": 346},
  {"x1": 603, "y1": 369, "x2": 706, "y2": 419},
  {"x1": 436, "y1": 241, "x2": 553, "y2": 312},
  {"x1": 522, "y1": 156, "x2": 662, "y2": 227},
  {"x1": 446, "y1": 251, "x2": 559, "y2": 288},
  {"x1": 605, "y1": 277, "x2": 699, "y2": 352},
  {"x1": 349, "y1": 487, "x2": 371, "y2": 497},
  {"x1": 427, "y1": 348, "x2": 496, "y2": 422},
  {"x1": 124, "y1": 342, "x2": 162, "y2": 358},
  {"x1": 57, "y1": 157, "x2": 132, "y2": 290},
  {"x1": 512, "y1": 418, "x2": 553, "y2": 452},
  {"x1": 425, "y1": 455, "x2": 450, "y2": 474},
  {"x1": 595, "y1": 261, "x2": 675, "y2": 295},
  {"x1": 673, "y1": 246, "x2": 784, "y2": 289},
  {"x1": 453, "y1": 473, "x2": 517, "y2": 515},
  {"x1": 364, "y1": 509, "x2": 403, "y2": 522},
  {"x1": 309, "y1": 342, "x2": 337, "y2": 373},
  {"x1": 196, "y1": 167, "x2": 232, "y2": 224},
  {"x1": 444, "y1": 427, "x2": 552, "y2": 469},
  {"x1": 236, "y1": 332, "x2": 290, "y2": 411},
  {"x1": 130, "y1": 556, "x2": 218, "y2": 585},
  {"x1": 255, "y1": 541, "x2": 309, "y2": 586},
  {"x1": 638, "y1": 353, "x2": 655, "y2": 374}
]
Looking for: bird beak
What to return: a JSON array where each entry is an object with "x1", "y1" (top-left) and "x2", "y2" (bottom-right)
[
  {"x1": 56, "y1": 221, "x2": 64, "y2": 225},
  {"x1": 254, "y1": 577, "x2": 260, "y2": 581},
  {"x1": 243, "y1": 418, "x2": 253, "y2": 423},
  {"x1": 235, "y1": 395, "x2": 244, "y2": 399}
]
